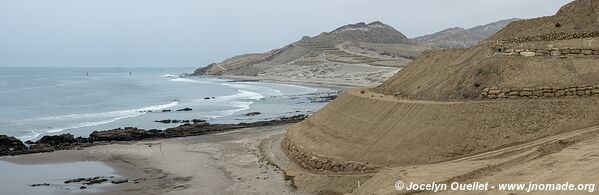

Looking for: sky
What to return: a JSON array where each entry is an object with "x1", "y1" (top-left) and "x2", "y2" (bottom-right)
[{"x1": 0, "y1": 0, "x2": 573, "y2": 68}]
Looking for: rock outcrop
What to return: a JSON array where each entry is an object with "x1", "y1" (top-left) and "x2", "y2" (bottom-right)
[
  {"x1": 0, "y1": 115, "x2": 308, "y2": 157},
  {"x1": 0, "y1": 135, "x2": 26, "y2": 155},
  {"x1": 89, "y1": 127, "x2": 164, "y2": 142},
  {"x1": 36, "y1": 133, "x2": 77, "y2": 146}
]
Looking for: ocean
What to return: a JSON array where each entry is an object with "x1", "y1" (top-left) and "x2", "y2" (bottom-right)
[{"x1": 0, "y1": 67, "x2": 333, "y2": 141}]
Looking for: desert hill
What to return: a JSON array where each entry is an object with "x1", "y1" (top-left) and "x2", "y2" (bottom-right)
[
  {"x1": 487, "y1": 0, "x2": 599, "y2": 42},
  {"x1": 306, "y1": 21, "x2": 412, "y2": 45},
  {"x1": 414, "y1": 18, "x2": 520, "y2": 49},
  {"x1": 273, "y1": 0, "x2": 599, "y2": 194},
  {"x1": 194, "y1": 21, "x2": 424, "y2": 85},
  {"x1": 194, "y1": 20, "x2": 517, "y2": 86}
]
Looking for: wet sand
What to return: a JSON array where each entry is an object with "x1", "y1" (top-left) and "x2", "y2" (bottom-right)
[{"x1": 1, "y1": 124, "x2": 301, "y2": 195}]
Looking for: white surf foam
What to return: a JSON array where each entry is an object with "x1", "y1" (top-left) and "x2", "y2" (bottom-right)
[
  {"x1": 220, "y1": 83, "x2": 283, "y2": 96},
  {"x1": 193, "y1": 90, "x2": 264, "y2": 118},
  {"x1": 169, "y1": 77, "x2": 212, "y2": 84},
  {"x1": 274, "y1": 83, "x2": 319, "y2": 94},
  {"x1": 200, "y1": 101, "x2": 255, "y2": 118},
  {"x1": 15, "y1": 101, "x2": 178, "y2": 140},
  {"x1": 161, "y1": 74, "x2": 179, "y2": 78}
]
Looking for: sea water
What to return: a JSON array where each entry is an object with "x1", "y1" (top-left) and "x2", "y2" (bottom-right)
[
  {"x1": 0, "y1": 161, "x2": 118, "y2": 195},
  {"x1": 0, "y1": 67, "x2": 332, "y2": 141}
]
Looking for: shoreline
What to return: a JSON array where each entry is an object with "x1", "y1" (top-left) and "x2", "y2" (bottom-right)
[
  {"x1": 1, "y1": 124, "x2": 299, "y2": 194},
  {"x1": 200, "y1": 74, "x2": 374, "y2": 91},
  {"x1": 4, "y1": 74, "x2": 341, "y2": 143},
  {"x1": 0, "y1": 78, "x2": 355, "y2": 194}
]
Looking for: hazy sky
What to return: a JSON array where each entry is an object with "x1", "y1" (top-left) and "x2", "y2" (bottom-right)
[{"x1": 0, "y1": 0, "x2": 573, "y2": 67}]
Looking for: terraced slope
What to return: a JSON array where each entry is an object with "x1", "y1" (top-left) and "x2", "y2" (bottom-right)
[{"x1": 279, "y1": 1, "x2": 599, "y2": 194}]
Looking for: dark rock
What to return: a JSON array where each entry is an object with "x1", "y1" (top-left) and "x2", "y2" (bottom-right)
[
  {"x1": 155, "y1": 119, "x2": 172, "y2": 123},
  {"x1": 176, "y1": 107, "x2": 193, "y2": 112},
  {"x1": 161, "y1": 110, "x2": 171, "y2": 112},
  {"x1": 0, "y1": 135, "x2": 27, "y2": 155},
  {"x1": 36, "y1": 133, "x2": 77, "y2": 146},
  {"x1": 164, "y1": 114, "x2": 307, "y2": 138},
  {"x1": 192, "y1": 119, "x2": 207, "y2": 124},
  {"x1": 279, "y1": 114, "x2": 307, "y2": 121},
  {"x1": 308, "y1": 92, "x2": 340, "y2": 103},
  {"x1": 65, "y1": 177, "x2": 108, "y2": 185},
  {"x1": 133, "y1": 178, "x2": 146, "y2": 182},
  {"x1": 65, "y1": 178, "x2": 87, "y2": 184},
  {"x1": 171, "y1": 120, "x2": 180, "y2": 123},
  {"x1": 84, "y1": 178, "x2": 108, "y2": 185},
  {"x1": 244, "y1": 112, "x2": 262, "y2": 116},
  {"x1": 111, "y1": 178, "x2": 129, "y2": 184},
  {"x1": 30, "y1": 183, "x2": 50, "y2": 187},
  {"x1": 204, "y1": 97, "x2": 211, "y2": 100},
  {"x1": 75, "y1": 136, "x2": 89, "y2": 143},
  {"x1": 147, "y1": 129, "x2": 162, "y2": 134},
  {"x1": 0, "y1": 114, "x2": 307, "y2": 157},
  {"x1": 24, "y1": 140, "x2": 34, "y2": 145},
  {"x1": 89, "y1": 127, "x2": 163, "y2": 142},
  {"x1": 80, "y1": 186, "x2": 87, "y2": 189},
  {"x1": 181, "y1": 120, "x2": 190, "y2": 123}
]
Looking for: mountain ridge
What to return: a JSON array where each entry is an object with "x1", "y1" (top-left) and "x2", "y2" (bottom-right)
[{"x1": 413, "y1": 18, "x2": 521, "y2": 48}]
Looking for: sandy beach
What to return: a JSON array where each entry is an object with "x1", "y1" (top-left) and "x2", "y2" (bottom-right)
[{"x1": 1, "y1": 124, "x2": 301, "y2": 195}]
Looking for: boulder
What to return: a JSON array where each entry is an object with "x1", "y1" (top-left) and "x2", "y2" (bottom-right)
[
  {"x1": 244, "y1": 112, "x2": 262, "y2": 116},
  {"x1": 111, "y1": 178, "x2": 128, "y2": 184},
  {"x1": 36, "y1": 134, "x2": 77, "y2": 146},
  {"x1": 192, "y1": 119, "x2": 207, "y2": 124},
  {"x1": 0, "y1": 135, "x2": 27, "y2": 154},
  {"x1": 29, "y1": 183, "x2": 50, "y2": 187},
  {"x1": 89, "y1": 127, "x2": 163, "y2": 142},
  {"x1": 176, "y1": 108, "x2": 193, "y2": 112},
  {"x1": 155, "y1": 119, "x2": 172, "y2": 123}
]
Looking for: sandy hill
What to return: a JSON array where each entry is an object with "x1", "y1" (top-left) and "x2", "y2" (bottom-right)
[
  {"x1": 194, "y1": 20, "x2": 516, "y2": 86},
  {"x1": 194, "y1": 21, "x2": 426, "y2": 86},
  {"x1": 414, "y1": 18, "x2": 520, "y2": 49},
  {"x1": 305, "y1": 21, "x2": 412, "y2": 45},
  {"x1": 487, "y1": 0, "x2": 599, "y2": 42},
  {"x1": 274, "y1": 1, "x2": 599, "y2": 194}
]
